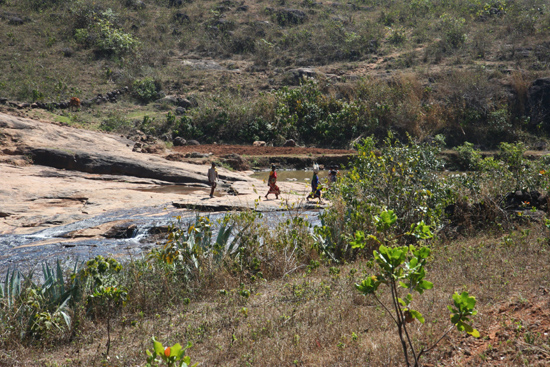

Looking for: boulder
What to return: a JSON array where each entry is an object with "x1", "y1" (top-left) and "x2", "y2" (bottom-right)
[
  {"x1": 253, "y1": 140, "x2": 266, "y2": 147},
  {"x1": 222, "y1": 153, "x2": 250, "y2": 171},
  {"x1": 8, "y1": 16, "x2": 23, "y2": 25},
  {"x1": 104, "y1": 223, "x2": 138, "y2": 239},
  {"x1": 283, "y1": 139, "x2": 296, "y2": 147},
  {"x1": 177, "y1": 98, "x2": 193, "y2": 108},
  {"x1": 81, "y1": 99, "x2": 93, "y2": 107},
  {"x1": 273, "y1": 9, "x2": 306, "y2": 26},
  {"x1": 187, "y1": 139, "x2": 200, "y2": 145},
  {"x1": 175, "y1": 107, "x2": 186, "y2": 115},
  {"x1": 173, "y1": 137, "x2": 187, "y2": 146},
  {"x1": 285, "y1": 68, "x2": 322, "y2": 85},
  {"x1": 174, "y1": 12, "x2": 190, "y2": 23},
  {"x1": 185, "y1": 152, "x2": 211, "y2": 158},
  {"x1": 61, "y1": 47, "x2": 73, "y2": 57},
  {"x1": 158, "y1": 96, "x2": 179, "y2": 105}
]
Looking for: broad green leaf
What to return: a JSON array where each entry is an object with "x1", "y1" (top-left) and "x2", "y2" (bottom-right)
[
  {"x1": 376, "y1": 210, "x2": 397, "y2": 232},
  {"x1": 398, "y1": 297, "x2": 407, "y2": 307},
  {"x1": 153, "y1": 338, "x2": 164, "y2": 356},
  {"x1": 170, "y1": 343, "x2": 183, "y2": 358},
  {"x1": 350, "y1": 230, "x2": 366, "y2": 249},
  {"x1": 469, "y1": 328, "x2": 480, "y2": 338},
  {"x1": 356, "y1": 276, "x2": 379, "y2": 294},
  {"x1": 462, "y1": 322, "x2": 473, "y2": 333},
  {"x1": 421, "y1": 281, "x2": 433, "y2": 290},
  {"x1": 409, "y1": 309, "x2": 425, "y2": 324}
]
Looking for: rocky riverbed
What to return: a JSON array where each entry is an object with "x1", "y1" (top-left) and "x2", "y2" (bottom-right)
[{"x1": 0, "y1": 113, "x2": 325, "y2": 272}]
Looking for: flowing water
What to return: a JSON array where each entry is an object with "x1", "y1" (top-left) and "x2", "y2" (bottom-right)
[
  {"x1": 0, "y1": 170, "x2": 332, "y2": 275},
  {"x1": 0, "y1": 200, "x2": 321, "y2": 275}
]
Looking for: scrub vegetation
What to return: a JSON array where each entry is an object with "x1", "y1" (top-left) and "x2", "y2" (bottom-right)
[
  {"x1": 0, "y1": 0, "x2": 550, "y2": 148},
  {"x1": 2, "y1": 0, "x2": 550, "y2": 365},
  {"x1": 2, "y1": 138, "x2": 550, "y2": 366}
]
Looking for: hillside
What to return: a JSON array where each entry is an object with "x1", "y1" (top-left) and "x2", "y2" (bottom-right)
[
  {"x1": 2, "y1": 2, "x2": 550, "y2": 367},
  {"x1": 1, "y1": 0, "x2": 550, "y2": 148}
]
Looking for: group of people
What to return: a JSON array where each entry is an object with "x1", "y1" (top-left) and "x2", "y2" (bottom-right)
[{"x1": 207, "y1": 162, "x2": 338, "y2": 203}]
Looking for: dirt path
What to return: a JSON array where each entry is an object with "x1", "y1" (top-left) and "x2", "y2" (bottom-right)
[{"x1": 173, "y1": 144, "x2": 355, "y2": 156}]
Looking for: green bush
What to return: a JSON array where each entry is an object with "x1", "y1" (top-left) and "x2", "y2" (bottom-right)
[
  {"x1": 355, "y1": 213, "x2": 479, "y2": 366},
  {"x1": 315, "y1": 135, "x2": 450, "y2": 261},
  {"x1": 454, "y1": 142, "x2": 483, "y2": 171},
  {"x1": 94, "y1": 19, "x2": 140, "y2": 56},
  {"x1": 133, "y1": 78, "x2": 161, "y2": 103},
  {"x1": 71, "y1": 8, "x2": 140, "y2": 57},
  {"x1": 439, "y1": 14, "x2": 466, "y2": 49}
]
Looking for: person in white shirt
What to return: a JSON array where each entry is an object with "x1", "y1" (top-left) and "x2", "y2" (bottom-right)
[{"x1": 207, "y1": 162, "x2": 218, "y2": 198}]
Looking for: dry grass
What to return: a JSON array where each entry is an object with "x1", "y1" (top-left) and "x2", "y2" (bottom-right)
[{"x1": 3, "y1": 221, "x2": 549, "y2": 367}]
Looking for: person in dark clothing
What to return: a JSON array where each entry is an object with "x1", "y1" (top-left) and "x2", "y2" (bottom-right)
[{"x1": 307, "y1": 169, "x2": 322, "y2": 203}]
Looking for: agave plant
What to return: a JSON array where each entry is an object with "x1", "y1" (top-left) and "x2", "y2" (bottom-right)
[{"x1": 0, "y1": 268, "x2": 23, "y2": 309}]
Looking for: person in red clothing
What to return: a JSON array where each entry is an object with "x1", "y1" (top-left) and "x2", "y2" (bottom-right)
[{"x1": 265, "y1": 164, "x2": 280, "y2": 200}]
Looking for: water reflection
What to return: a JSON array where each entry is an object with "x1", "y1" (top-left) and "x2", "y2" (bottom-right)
[
  {"x1": 0, "y1": 205, "x2": 321, "y2": 275},
  {"x1": 250, "y1": 169, "x2": 345, "y2": 183}
]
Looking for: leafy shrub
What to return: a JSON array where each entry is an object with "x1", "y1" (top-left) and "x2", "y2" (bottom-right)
[
  {"x1": 100, "y1": 113, "x2": 133, "y2": 132},
  {"x1": 79, "y1": 256, "x2": 127, "y2": 355},
  {"x1": 146, "y1": 337, "x2": 197, "y2": 367},
  {"x1": 388, "y1": 27, "x2": 407, "y2": 45},
  {"x1": 315, "y1": 135, "x2": 450, "y2": 261},
  {"x1": 133, "y1": 78, "x2": 161, "y2": 103},
  {"x1": 94, "y1": 19, "x2": 140, "y2": 56},
  {"x1": 356, "y1": 213, "x2": 479, "y2": 366},
  {"x1": 72, "y1": 9, "x2": 139, "y2": 57},
  {"x1": 439, "y1": 14, "x2": 466, "y2": 49},
  {"x1": 454, "y1": 142, "x2": 483, "y2": 171}
]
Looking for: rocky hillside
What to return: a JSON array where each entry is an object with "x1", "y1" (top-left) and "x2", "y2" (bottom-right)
[{"x1": 1, "y1": 0, "x2": 550, "y2": 147}]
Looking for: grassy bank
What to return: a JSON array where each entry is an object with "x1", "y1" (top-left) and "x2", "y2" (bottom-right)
[{"x1": 2, "y1": 138, "x2": 550, "y2": 366}]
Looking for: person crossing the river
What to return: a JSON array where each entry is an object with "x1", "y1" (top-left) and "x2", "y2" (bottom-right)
[
  {"x1": 307, "y1": 167, "x2": 322, "y2": 203},
  {"x1": 265, "y1": 164, "x2": 280, "y2": 200},
  {"x1": 207, "y1": 162, "x2": 218, "y2": 198}
]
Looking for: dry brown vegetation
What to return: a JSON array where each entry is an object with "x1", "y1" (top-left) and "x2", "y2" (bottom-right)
[
  {"x1": 2, "y1": 1, "x2": 550, "y2": 366},
  {"x1": 0, "y1": 0, "x2": 549, "y2": 148},
  {"x1": 1, "y1": 224, "x2": 549, "y2": 366}
]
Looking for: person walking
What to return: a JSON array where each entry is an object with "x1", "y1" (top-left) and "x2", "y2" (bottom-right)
[
  {"x1": 328, "y1": 167, "x2": 338, "y2": 185},
  {"x1": 307, "y1": 168, "x2": 322, "y2": 203},
  {"x1": 265, "y1": 164, "x2": 280, "y2": 200},
  {"x1": 207, "y1": 162, "x2": 218, "y2": 198}
]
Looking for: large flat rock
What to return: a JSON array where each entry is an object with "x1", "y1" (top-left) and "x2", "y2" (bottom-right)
[
  {"x1": 0, "y1": 113, "x2": 253, "y2": 184},
  {"x1": 0, "y1": 113, "x2": 315, "y2": 240}
]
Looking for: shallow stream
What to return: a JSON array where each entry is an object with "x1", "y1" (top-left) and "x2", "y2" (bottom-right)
[{"x1": 0, "y1": 201, "x2": 321, "y2": 275}]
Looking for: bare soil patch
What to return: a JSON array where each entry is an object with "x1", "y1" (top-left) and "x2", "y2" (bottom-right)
[{"x1": 173, "y1": 144, "x2": 355, "y2": 157}]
